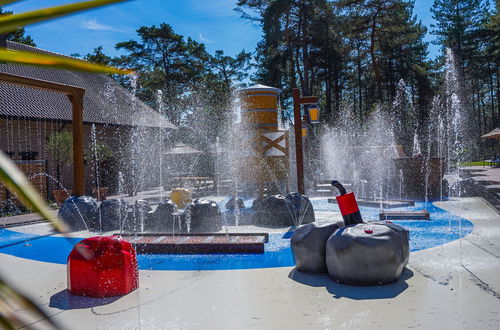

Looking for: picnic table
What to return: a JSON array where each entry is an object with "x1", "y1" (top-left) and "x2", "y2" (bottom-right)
[{"x1": 168, "y1": 176, "x2": 213, "y2": 191}]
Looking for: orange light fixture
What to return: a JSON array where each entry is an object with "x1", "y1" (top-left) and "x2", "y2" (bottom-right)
[
  {"x1": 307, "y1": 104, "x2": 320, "y2": 124},
  {"x1": 301, "y1": 125, "x2": 308, "y2": 137}
]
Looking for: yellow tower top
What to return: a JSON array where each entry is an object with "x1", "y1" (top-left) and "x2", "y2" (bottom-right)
[
  {"x1": 238, "y1": 84, "x2": 283, "y2": 131},
  {"x1": 239, "y1": 84, "x2": 283, "y2": 95}
]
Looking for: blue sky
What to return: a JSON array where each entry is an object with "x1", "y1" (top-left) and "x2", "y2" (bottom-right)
[{"x1": 5, "y1": 0, "x2": 442, "y2": 59}]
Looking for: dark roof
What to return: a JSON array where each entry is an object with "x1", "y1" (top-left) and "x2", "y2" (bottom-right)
[{"x1": 0, "y1": 41, "x2": 176, "y2": 129}]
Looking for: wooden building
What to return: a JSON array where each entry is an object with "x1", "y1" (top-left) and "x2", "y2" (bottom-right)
[{"x1": 0, "y1": 41, "x2": 176, "y2": 203}]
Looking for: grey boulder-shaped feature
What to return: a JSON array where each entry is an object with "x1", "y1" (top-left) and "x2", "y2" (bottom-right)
[
  {"x1": 373, "y1": 220, "x2": 410, "y2": 267},
  {"x1": 148, "y1": 200, "x2": 176, "y2": 231},
  {"x1": 135, "y1": 199, "x2": 152, "y2": 215},
  {"x1": 185, "y1": 199, "x2": 222, "y2": 232},
  {"x1": 58, "y1": 196, "x2": 98, "y2": 231},
  {"x1": 252, "y1": 194, "x2": 290, "y2": 226},
  {"x1": 291, "y1": 222, "x2": 341, "y2": 273},
  {"x1": 326, "y1": 222, "x2": 409, "y2": 285},
  {"x1": 288, "y1": 192, "x2": 315, "y2": 225},
  {"x1": 98, "y1": 199, "x2": 128, "y2": 231},
  {"x1": 121, "y1": 199, "x2": 153, "y2": 232},
  {"x1": 225, "y1": 196, "x2": 245, "y2": 210},
  {"x1": 252, "y1": 193, "x2": 315, "y2": 226}
]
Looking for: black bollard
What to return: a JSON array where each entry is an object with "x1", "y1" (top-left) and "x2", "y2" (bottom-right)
[{"x1": 331, "y1": 180, "x2": 363, "y2": 226}]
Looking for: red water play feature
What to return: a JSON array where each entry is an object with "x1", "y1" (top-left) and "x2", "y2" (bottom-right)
[{"x1": 67, "y1": 236, "x2": 139, "y2": 298}]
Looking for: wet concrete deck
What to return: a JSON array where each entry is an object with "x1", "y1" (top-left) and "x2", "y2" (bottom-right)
[
  {"x1": 462, "y1": 165, "x2": 500, "y2": 184},
  {"x1": 0, "y1": 197, "x2": 499, "y2": 329}
]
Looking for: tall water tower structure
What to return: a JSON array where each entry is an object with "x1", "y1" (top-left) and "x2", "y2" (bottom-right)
[{"x1": 238, "y1": 84, "x2": 290, "y2": 195}]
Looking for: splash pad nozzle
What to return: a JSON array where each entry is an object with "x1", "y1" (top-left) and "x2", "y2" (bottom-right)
[{"x1": 67, "y1": 236, "x2": 139, "y2": 298}]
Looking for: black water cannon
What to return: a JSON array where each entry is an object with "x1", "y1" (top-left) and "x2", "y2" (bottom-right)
[{"x1": 331, "y1": 180, "x2": 363, "y2": 226}]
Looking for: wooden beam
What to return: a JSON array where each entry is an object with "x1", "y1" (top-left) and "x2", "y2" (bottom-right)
[
  {"x1": 299, "y1": 96, "x2": 318, "y2": 105},
  {"x1": 0, "y1": 72, "x2": 84, "y2": 96}
]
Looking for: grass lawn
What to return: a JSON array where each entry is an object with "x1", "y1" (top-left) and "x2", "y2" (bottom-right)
[{"x1": 459, "y1": 161, "x2": 491, "y2": 166}]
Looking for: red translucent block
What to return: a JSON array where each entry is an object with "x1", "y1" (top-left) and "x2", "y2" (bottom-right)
[{"x1": 67, "y1": 236, "x2": 139, "y2": 298}]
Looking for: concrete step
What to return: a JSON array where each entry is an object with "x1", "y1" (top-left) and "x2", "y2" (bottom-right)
[{"x1": 485, "y1": 185, "x2": 500, "y2": 191}]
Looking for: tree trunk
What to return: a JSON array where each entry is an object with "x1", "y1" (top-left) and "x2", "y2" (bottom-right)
[
  {"x1": 284, "y1": 9, "x2": 297, "y2": 89},
  {"x1": 325, "y1": 67, "x2": 332, "y2": 123},
  {"x1": 300, "y1": 2, "x2": 310, "y2": 95},
  {"x1": 369, "y1": 10, "x2": 382, "y2": 101},
  {"x1": 497, "y1": 68, "x2": 500, "y2": 127},
  {"x1": 489, "y1": 66, "x2": 496, "y2": 127},
  {"x1": 334, "y1": 68, "x2": 341, "y2": 118},
  {"x1": 357, "y1": 41, "x2": 362, "y2": 116}
]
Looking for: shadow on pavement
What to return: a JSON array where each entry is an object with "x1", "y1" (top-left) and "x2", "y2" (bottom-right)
[
  {"x1": 288, "y1": 267, "x2": 413, "y2": 300},
  {"x1": 49, "y1": 289, "x2": 122, "y2": 310}
]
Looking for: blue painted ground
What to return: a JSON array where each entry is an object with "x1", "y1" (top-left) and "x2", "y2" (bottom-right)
[{"x1": 0, "y1": 201, "x2": 473, "y2": 271}]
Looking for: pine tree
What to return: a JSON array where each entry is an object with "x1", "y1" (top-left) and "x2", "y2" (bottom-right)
[
  {"x1": 112, "y1": 23, "x2": 251, "y2": 147},
  {"x1": 84, "y1": 46, "x2": 112, "y2": 65},
  {"x1": 431, "y1": 0, "x2": 490, "y2": 70},
  {"x1": 237, "y1": 0, "x2": 432, "y2": 152},
  {"x1": 0, "y1": 8, "x2": 36, "y2": 46}
]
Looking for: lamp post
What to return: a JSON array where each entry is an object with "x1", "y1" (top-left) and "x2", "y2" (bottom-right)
[{"x1": 292, "y1": 88, "x2": 319, "y2": 195}]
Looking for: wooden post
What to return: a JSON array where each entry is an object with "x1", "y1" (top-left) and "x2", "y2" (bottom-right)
[
  {"x1": 68, "y1": 91, "x2": 85, "y2": 196},
  {"x1": 293, "y1": 88, "x2": 305, "y2": 195},
  {"x1": 292, "y1": 88, "x2": 318, "y2": 195}
]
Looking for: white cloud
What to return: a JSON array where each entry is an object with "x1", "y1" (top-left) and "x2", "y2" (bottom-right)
[
  {"x1": 198, "y1": 33, "x2": 213, "y2": 44},
  {"x1": 81, "y1": 18, "x2": 116, "y2": 31}
]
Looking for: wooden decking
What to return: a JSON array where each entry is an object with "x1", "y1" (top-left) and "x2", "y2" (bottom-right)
[
  {"x1": 117, "y1": 233, "x2": 269, "y2": 254},
  {"x1": 379, "y1": 210, "x2": 430, "y2": 220}
]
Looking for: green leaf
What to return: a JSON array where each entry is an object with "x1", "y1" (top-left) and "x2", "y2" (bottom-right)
[
  {"x1": 0, "y1": 314, "x2": 16, "y2": 330},
  {"x1": 0, "y1": 315, "x2": 17, "y2": 330},
  {"x1": 0, "y1": 150, "x2": 67, "y2": 233},
  {"x1": 0, "y1": 49, "x2": 132, "y2": 75},
  {"x1": 0, "y1": 279, "x2": 60, "y2": 329},
  {"x1": 0, "y1": 0, "x2": 128, "y2": 34}
]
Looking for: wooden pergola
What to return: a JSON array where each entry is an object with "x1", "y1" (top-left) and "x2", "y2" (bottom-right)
[
  {"x1": 481, "y1": 128, "x2": 500, "y2": 140},
  {"x1": 0, "y1": 72, "x2": 86, "y2": 196}
]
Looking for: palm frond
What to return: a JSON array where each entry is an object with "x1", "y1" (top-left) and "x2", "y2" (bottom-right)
[
  {"x1": 0, "y1": 49, "x2": 132, "y2": 75},
  {"x1": 0, "y1": 0, "x2": 128, "y2": 34},
  {"x1": 0, "y1": 279, "x2": 60, "y2": 329}
]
